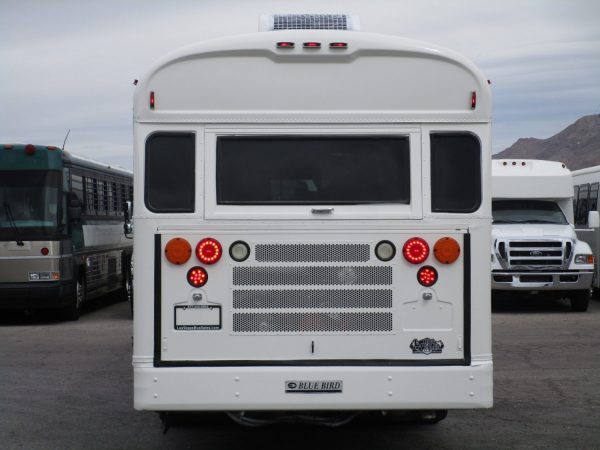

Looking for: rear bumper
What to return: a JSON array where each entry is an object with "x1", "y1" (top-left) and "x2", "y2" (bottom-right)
[
  {"x1": 133, "y1": 360, "x2": 493, "y2": 411},
  {"x1": 491, "y1": 271, "x2": 593, "y2": 291},
  {"x1": 0, "y1": 280, "x2": 75, "y2": 310}
]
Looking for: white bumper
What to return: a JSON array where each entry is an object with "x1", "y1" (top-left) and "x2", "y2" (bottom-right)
[{"x1": 133, "y1": 360, "x2": 493, "y2": 411}]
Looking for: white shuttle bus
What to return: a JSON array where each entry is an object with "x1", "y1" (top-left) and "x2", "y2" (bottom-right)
[
  {"x1": 132, "y1": 14, "x2": 493, "y2": 424},
  {"x1": 573, "y1": 164, "x2": 600, "y2": 291}
]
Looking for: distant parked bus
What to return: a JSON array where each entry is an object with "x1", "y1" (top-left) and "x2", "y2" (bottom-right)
[
  {"x1": 132, "y1": 14, "x2": 493, "y2": 424},
  {"x1": 573, "y1": 164, "x2": 600, "y2": 291},
  {"x1": 0, "y1": 143, "x2": 133, "y2": 319}
]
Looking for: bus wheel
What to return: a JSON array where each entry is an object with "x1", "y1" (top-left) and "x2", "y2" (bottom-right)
[
  {"x1": 419, "y1": 410, "x2": 448, "y2": 424},
  {"x1": 63, "y1": 276, "x2": 86, "y2": 321},
  {"x1": 570, "y1": 290, "x2": 590, "y2": 312}
]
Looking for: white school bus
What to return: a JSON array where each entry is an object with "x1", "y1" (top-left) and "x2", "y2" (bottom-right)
[{"x1": 132, "y1": 14, "x2": 493, "y2": 424}]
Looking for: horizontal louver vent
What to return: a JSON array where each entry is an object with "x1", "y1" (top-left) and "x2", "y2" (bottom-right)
[
  {"x1": 233, "y1": 289, "x2": 392, "y2": 309},
  {"x1": 233, "y1": 312, "x2": 392, "y2": 333},
  {"x1": 233, "y1": 266, "x2": 392, "y2": 286},
  {"x1": 255, "y1": 243, "x2": 370, "y2": 263}
]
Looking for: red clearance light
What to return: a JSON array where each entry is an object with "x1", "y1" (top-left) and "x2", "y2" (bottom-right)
[
  {"x1": 47, "y1": 146, "x2": 58, "y2": 151},
  {"x1": 277, "y1": 41, "x2": 295, "y2": 48},
  {"x1": 24, "y1": 144, "x2": 36, "y2": 155},
  {"x1": 4, "y1": 144, "x2": 14, "y2": 150},
  {"x1": 329, "y1": 42, "x2": 348, "y2": 48},
  {"x1": 403, "y1": 237, "x2": 430, "y2": 264},
  {"x1": 196, "y1": 238, "x2": 222, "y2": 265},
  {"x1": 41, "y1": 247, "x2": 49, "y2": 256},
  {"x1": 417, "y1": 266, "x2": 438, "y2": 287},
  {"x1": 150, "y1": 91, "x2": 155, "y2": 109},
  {"x1": 303, "y1": 42, "x2": 321, "y2": 48},
  {"x1": 187, "y1": 266, "x2": 208, "y2": 287},
  {"x1": 471, "y1": 91, "x2": 477, "y2": 109}
]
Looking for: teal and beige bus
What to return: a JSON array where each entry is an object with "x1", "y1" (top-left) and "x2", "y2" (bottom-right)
[{"x1": 0, "y1": 143, "x2": 133, "y2": 320}]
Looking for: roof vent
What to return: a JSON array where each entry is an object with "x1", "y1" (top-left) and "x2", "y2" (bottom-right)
[{"x1": 260, "y1": 14, "x2": 360, "y2": 32}]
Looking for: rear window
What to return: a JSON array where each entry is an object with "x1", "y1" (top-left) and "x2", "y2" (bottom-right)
[
  {"x1": 145, "y1": 133, "x2": 195, "y2": 213},
  {"x1": 430, "y1": 133, "x2": 481, "y2": 213},
  {"x1": 216, "y1": 136, "x2": 410, "y2": 205}
]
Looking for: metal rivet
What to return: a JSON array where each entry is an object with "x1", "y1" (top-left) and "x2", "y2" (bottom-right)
[
  {"x1": 387, "y1": 376, "x2": 393, "y2": 381},
  {"x1": 154, "y1": 394, "x2": 158, "y2": 398},
  {"x1": 469, "y1": 392, "x2": 474, "y2": 397},
  {"x1": 235, "y1": 392, "x2": 240, "y2": 397},
  {"x1": 388, "y1": 392, "x2": 393, "y2": 397}
]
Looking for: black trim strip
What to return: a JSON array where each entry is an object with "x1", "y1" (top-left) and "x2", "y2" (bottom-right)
[
  {"x1": 153, "y1": 231, "x2": 473, "y2": 368},
  {"x1": 154, "y1": 234, "x2": 162, "y2": 366},
  {"x1": 463, "y1": 233, "x2": 471, "y2": 365}
]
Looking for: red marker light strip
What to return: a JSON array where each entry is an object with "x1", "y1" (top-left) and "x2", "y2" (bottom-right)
[
  {"x1": 303, "y1": 42, "x2": 321, "y2": 48},
  {"x1": 329, "y1": 42, "x2": 348, "y2": 48},
  {"x1": 277, "y1": 42, "x2": 295, "y2": 48}
]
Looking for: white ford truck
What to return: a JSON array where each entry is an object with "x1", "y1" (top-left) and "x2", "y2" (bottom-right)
[{"x1": 491, "y1": 159, "x2": 597, "y2": 311}]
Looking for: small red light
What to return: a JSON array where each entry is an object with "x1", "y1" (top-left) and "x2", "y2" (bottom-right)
[
  {"x1": 329, "y1": 42, "x2": 348, "y2": 48},
  {"x1": 41, "y1": 247, "x2": 49, "y2": 256},
  {"x1": 47, "y1": 146, "x2": 57, "y2": 151},
  {"x1": 150, "y1": 91, "x2": 155, "y2": 109},
  {"x1": 4, "y1": 144, "x2": 14, "y2": 150},
  {"x1": 417, "y1": 266, "x2": 438, "y2": 287},
  {"x1": 277, "y1": 42, "x2": 295, "y2": 48},
  {"x1": 403, "y1": 237, "x2": 430, "y2": 264},
  {"x1": 196, "y1": 238, "x2": 222, "y2": 265},
  {"x1": 471, "y1": 91, "x2": 477, "y2": 109},
  {"x1": 303, "y1": 42, "x2": 321, "y2": 48},
  {"x1": 25, "y1": 144, "x2": 36, "y2": 155},
  {"x1": 187, "y1": 266, "x2": 208, "y2": 287}
]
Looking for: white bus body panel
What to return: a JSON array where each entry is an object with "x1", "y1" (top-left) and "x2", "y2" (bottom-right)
[{"x1": 133, "y1": 30, "x2": 492, "y2": 411}]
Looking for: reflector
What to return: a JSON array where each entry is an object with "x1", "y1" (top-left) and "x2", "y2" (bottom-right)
[
  {"x1": 433, "y1": 237, "x2": 460, "y2": 264},
  {"x1": 165, "y1": 237, "x2": 192, "y2": 265}
]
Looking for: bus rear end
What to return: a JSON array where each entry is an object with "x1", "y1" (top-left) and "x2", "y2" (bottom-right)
[{"x1": 133, "y1": 19, "x2": 492, "y2": 418}]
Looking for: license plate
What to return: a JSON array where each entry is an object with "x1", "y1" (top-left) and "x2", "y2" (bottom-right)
[
  {"x1": 174, "y1": 305, "x2": 221, "y2": 330},
  {"x1": 285, "y1": 380, "x2": 343, "y2": 393}
]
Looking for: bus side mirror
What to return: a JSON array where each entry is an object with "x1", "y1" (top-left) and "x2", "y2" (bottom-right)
[
  {"x1": 123, "y1": 201, "x2": 133, "y2": 238},
  {"x1": 588, "y1": 211, "x2": 599, "y2": 229}
]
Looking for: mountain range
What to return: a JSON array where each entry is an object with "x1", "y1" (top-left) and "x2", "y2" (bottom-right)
[{"x1": 494, "y1": 114, "x2": 600, "y2": 170}]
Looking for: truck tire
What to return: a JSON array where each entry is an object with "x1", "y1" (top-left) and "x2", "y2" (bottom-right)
[
  {"x1": 570, "y1": 290, "x2": 590, "y2": 312},
  {"x1": 62, "y1": 275, "x2": 86, "y2": 321}
]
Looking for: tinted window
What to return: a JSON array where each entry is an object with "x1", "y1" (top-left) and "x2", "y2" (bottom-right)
[
  {"x1": 217, "y1": 136, "x2": 410, "y2": 205},
  {"x1": 430, "y1": 133, "x2": 481, "y2": 213},
  {"x1": 590, "y1": 183, "x2": 599, "y2": 214},
  {"x1": 492, "y1": 200, "x2": 568, "y2": 225},
  {"x1": 575, "y1": 183, "x2": 589, "y2": 225},
  {"x1": 145, "y1": 133, "x2": 195, "y2": 213}
]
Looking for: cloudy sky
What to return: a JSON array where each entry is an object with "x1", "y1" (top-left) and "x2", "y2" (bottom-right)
[{"x1": 1, "y1": 0, "x2": 599, "y2": 170}]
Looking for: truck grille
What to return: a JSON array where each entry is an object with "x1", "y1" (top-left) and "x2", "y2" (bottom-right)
[{"x1": 496, "y1": 239, "x2": 572, "y2": 270}]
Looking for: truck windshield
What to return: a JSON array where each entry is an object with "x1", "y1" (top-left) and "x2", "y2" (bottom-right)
[
  {"x1": 492, "y1": 200, "x2": 568, "y2": 225},
  {"x1": 0, "y1": 171, "x2": 61, "y2": 240}
]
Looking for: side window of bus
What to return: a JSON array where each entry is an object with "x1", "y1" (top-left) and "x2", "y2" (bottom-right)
[
  {"x1": 575, "y1": 183, "x2": 590, "y2": 225},
  {"x1": 589, "y1": 183, "x2": 599, "y2": 219},
  {"x1": 145, "y1": 132, "x2": 195, "y2": 213},
  {"x1": 430, "y1": 133, "x2": 481, "y2": 213}
]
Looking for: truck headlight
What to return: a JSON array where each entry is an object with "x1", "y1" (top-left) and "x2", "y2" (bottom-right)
[{"x1": 574, "y1": 254, "x2": 594, "y2": 264}]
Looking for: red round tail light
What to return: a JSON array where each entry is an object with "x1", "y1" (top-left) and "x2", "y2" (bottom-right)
[
  {"x1": 417, "y1": 266, "x2": 438, "y2": 287},
  {"x1": 402, "y1": 237, "x2": 430, "y2": 264},
  {"x1": 187, "y1": 266, "x2": 208, "y2": 287},
  {"x1": 24, "y1": 144, "x2": 36, "y2": 155},
  {"x1": 196, "y1": 238, "x2": 222, "y2": 264}
]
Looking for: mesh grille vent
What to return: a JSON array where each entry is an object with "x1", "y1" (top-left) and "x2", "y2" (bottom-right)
[
  {"x1": 273, "y1": 14, "x2": 349, "y2": 30},
  {"x1": 233, "y1": 312, "x2": 392, "y2": 333},
  {"x1": 255, "y1": 243, "x2": 369, "y2": 263},
  {"x1": 233, "y1": 266, "x2": 392, "y2": 286},
  {"x1": 233, "y1": 289, "x2": 392, "y2": 309}
]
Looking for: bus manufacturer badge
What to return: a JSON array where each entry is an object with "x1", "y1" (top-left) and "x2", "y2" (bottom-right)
[
  {"x1": 285, "y1": 380, "x2": 343, "y2": 393},
  {"x1": 410, "y1": 338, "x2": 444, "y2": 355}
]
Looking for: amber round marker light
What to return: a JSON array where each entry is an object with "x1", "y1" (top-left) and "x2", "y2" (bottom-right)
[
  {"x1": 164, "y1": 238, "x2": 192, "y2": 265},
  {"x1": 433, "y1": 237, "x2": 460, "y2": 264}
]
